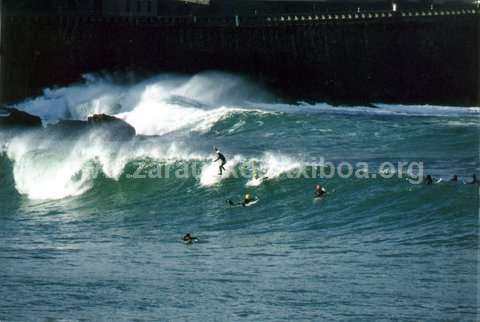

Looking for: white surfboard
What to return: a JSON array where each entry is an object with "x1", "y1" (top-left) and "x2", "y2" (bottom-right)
[
  {"x1": 246, "y1": 176, "x2": 269, "y2": 187},
  {"x1": 244, "y1": 198, "x2": 259, "y2": 207}
]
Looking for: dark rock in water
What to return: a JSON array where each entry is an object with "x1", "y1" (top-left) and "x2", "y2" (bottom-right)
[
  {"x1": 0, "y1": 107, "x2": 42, "y2": 128},
  {"x1": 46, "y1": 114, "x2": 135, "y2": 141},
  {"x1": 0, "y1": 108, "x2": 135, "y2": 141},
  {"x1": 45, "y1": 120, "x2": 92, "y2": 138},
  {"x1": 87, "y1": 114, "x2": 136, "y2": 141}
]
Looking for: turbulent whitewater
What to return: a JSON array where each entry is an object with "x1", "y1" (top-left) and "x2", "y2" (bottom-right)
[{"x1": 0, "y1": 72, "x2": 478, "y2": 321}]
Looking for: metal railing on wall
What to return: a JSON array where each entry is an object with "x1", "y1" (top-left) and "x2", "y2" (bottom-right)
[{"x1": 5, "y1": 7, "x2": 478, "y2": 28}]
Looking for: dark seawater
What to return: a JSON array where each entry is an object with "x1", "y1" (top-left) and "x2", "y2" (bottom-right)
[{"x1": 0, "y1": 72, "x2": 478, "y2": 321}]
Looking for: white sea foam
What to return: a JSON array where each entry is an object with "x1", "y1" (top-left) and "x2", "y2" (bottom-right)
[
  {"x1": 245, "y1": 152, "x2": 303, "y2": 186},
  {"x1": 4, "y1": 131, "x2": 207, "y2": 200},
  {"x1": 445, "y1": 120, "x2": 480, "y2": 127},
  {"x1": 13, "y1": 71, "x2": 270, "y2": 136},
  {"x1": 6, "y1": 133, "x2": 96, "y2": 199}
]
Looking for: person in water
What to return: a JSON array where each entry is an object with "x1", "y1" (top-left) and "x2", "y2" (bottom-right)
[
  {"x1": 214, "y1": 147, "x2": 227, "y2": 175},
  {"x1": 226, "y1": 194, "x2": 257, "y2": 207},
  {"x1": 315, "y1": 184, "x2": 327, "y2": 197},
  {"x1": 183, "y1": 233, "x2": 197, "y2": 244},
  {"x1": 424, "y1": 175, "x2": 434, "y2": 185},
  {"x1": 242, "y1": 193, "x2": 256, "y2": 206},
  {"x1": 450, "y1": 175, "x2": 458, "y2": 182}
]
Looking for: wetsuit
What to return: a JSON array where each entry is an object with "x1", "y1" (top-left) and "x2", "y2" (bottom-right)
[
  {"x1": 215, "y1": 152, "x2": 227, "y2": 175},
  {"x1": 183, "y1": 234, "x2": 196, "y2": 244},
  {"x1": 227, "y1": 197, "x2": 256, "y2": 207}
]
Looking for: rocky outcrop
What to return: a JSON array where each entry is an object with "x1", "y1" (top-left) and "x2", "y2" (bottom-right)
[
  {"x1": 0, "y1": 107, "x2": 135, "y2": 141},
  {"x1": 0, "y1": 107, "x2": 42, "y2": 128},
  {"x1": 87, "y1": 113, "x2": 136, "y2": 140},
  {"x1": 45, "y1": 114, "x2": 136, "y2": 141}
]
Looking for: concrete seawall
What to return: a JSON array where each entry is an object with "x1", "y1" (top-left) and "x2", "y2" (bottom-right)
[
  {"x1": 0, "y1": 0, "x2": 4, "y2": 104},
  {"x1": 1, "y1": 8, "x2": 479, "y2": 105}
]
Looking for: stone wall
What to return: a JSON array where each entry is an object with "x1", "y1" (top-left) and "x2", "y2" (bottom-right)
[{"x1": 1, "y1": 8, "x2": 478, "y2": 105}]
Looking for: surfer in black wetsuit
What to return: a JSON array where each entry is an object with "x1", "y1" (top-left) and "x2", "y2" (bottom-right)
[
  {"x1": 450, "y1": 175, "x2": 458, "y2": 182},
  {"x1": 183, "y1": 233, "x2": 197, "y2": 244},
  {"x1": 226, "y1": 194, "x2": 257, "y2": 207},
  {"x1": 214, "y1": 147, "x2": 226, "y2": 175},
  {"x1": 424, "y1": 175, "x2": 434, "y2": 185},
  {"x1": 315, "y1": 184, "x2": 326, "y2": 197}
]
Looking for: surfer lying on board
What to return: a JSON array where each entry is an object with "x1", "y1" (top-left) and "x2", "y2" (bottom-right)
[
  {"x1": 183, "y1": 233, "x2": 198, "y2": 244},
  {"x1": 214, "y1": 147, "x2": 226, "y2": 175},
  {"x1": 227, "y1": 194, "x2": 258, "y2": 207},
  {"x1": 315, "y1": 184, "x2": 327, "y2": 198}
]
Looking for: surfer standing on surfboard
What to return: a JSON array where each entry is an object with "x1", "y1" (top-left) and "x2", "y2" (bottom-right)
[{"x1": 214, "y1": 147, "x2": 227, "y2": 175}]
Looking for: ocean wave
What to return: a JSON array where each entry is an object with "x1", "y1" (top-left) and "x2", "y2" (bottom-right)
[
  {"x1": 253, "y1": 102, "x2": 480, "y2": 118},
  {"x1": 11, "y1": 71, "x2": 273, "y2": 128},
  {"x1": 7, "y1": 71, "x2": 478, "y2": 142},
  {"x1": 1, "y1": 140, "x2": 466, "y2": 201},
  {"x1": 1, "y1": 128, "x2": 306, "y2": 200},
  {"x1": 2, "y1": 71, "x2": 478, "y2": 201}
]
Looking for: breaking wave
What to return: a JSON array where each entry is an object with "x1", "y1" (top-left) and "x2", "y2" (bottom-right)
[{"x1": 1, "y1": 71, "x2": 479, "y2": 200}]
